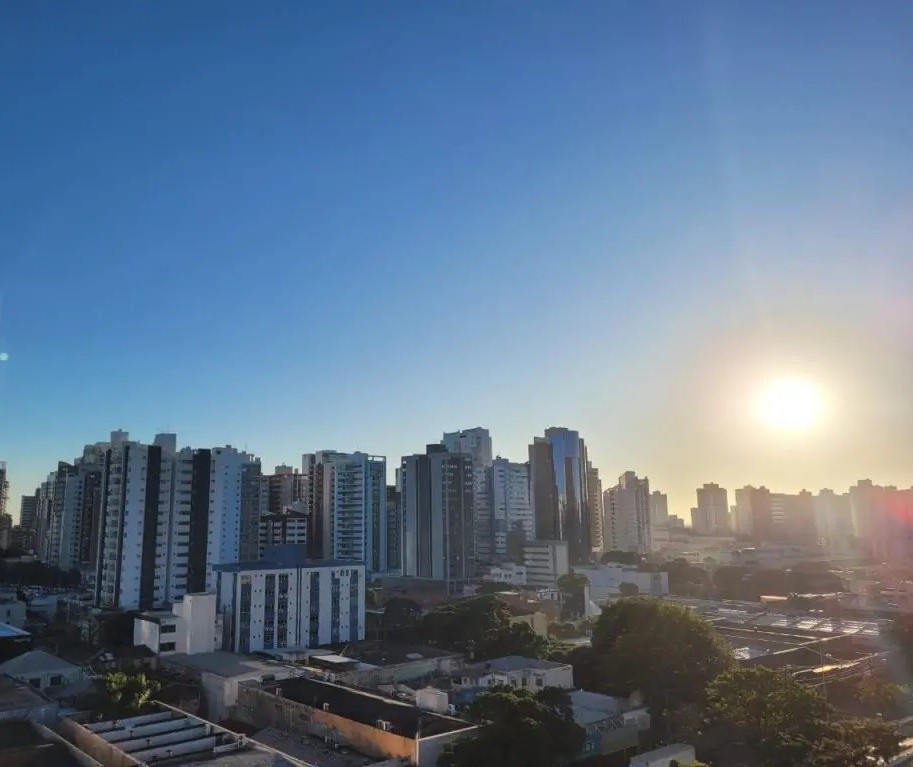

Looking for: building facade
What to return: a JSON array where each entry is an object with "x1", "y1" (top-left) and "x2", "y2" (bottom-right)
[
  {"x1": 522, "y1": 540, "x2": 569, "y2": 588},
  {"x1": 259, "y1": 508, "x2": 308, "y2": 554},
  {"x1": 487, "y1": 458, "x2": 534, "y2": 562},
  {"x1": 216, "y1": 544, "x2": 365, "y2": 653},
  {"x1": 303, "y1": 451, "x2": 387, "y2": 576},
  {"x1": 529, "y1": 428, "x2": 592, "y2": 564},
  {"x1": 693, "y1": 483, "x2": 730, "y2": 534},
  {"x1": 604, "y1": 472, "x2": 652, "y2": 554},
  {"x1": 400, "y1": 445, "x2": 474, "y2": 590},
  {"x1": 442, "y1": 428, "x2": 493, "y2": 568}
]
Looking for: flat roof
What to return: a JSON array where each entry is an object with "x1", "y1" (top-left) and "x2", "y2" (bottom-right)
[
  {"x1": 275, "y1": 677, "x2": 473, "y2": 739},
  {"x1": 215, "y1": 544, "x2": 363, "y2": 574},
  {"x1": 325, "y1": 640, "x2": 461, "y2": 666},
  {"x1": 483, "y1": 655, "x2": 570, "y2": 672},
  {"x1": 164, "y1": 651, "x2": 278, "y2": 678}
]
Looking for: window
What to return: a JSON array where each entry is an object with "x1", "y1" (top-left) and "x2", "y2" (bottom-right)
[
  {"x1": 160, "y1": 623, "x2": 176, "y2": 634},
  {"x1": 159, "y1": 642, "x2": 176, "y2": 652},
  {"x1": 29, "y1": 678, "x2": 40, "y2": 688},
  {"x1": 50, "y1": 675, "x2": 63, "y2": 686}
]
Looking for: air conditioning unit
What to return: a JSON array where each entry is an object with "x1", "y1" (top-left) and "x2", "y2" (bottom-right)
[{"x1": 376, "y1": 720, "x2": 392, "y2": 732}]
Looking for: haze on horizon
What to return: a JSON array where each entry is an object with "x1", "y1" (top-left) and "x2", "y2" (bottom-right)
[{"x1": 2, "y1": 2, "x2": 912, "y2": 519}]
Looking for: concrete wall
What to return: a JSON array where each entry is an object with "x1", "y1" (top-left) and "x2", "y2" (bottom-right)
[
  {"x1": 0, "y1": 600, "x2": 26, "y2": 628},
  {"x1": 32, "y1": 721, "x2": 103, "y2": 767},
  {"x1": 416, "y1": 728, "x2": 477, "y2": 767},
  {"x1": 57, "y1": 718, "x2": 143, "y2": 767}
]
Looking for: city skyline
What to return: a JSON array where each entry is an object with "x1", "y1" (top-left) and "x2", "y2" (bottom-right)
[
  {"x1": 6, "y1": 423, "x2": 913, "y2": 529},
  {"x1": 3, "y1": 3, "x2": 913, "y2": 521}
]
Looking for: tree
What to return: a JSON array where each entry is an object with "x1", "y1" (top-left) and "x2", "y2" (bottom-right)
[
  {"x1": 557, "y1": 573, "x2": 589, "y2": 620},
  {"x1": 102, "y1": 672, "x2": 161, "y2": 713},
  {"x1": 418, "y1": 597, "x2": 548, "y2": 659},
  {"x1": 585, "y1": 598, "x2": 732, "y2": 711},
  {"x1": 618, "y1": 581, "x2": 640, "y2": 597},
  {"x1": 706, "y1": 667, "x2": 902, "y2": 767},
  {"x1": 382, "y1": 597, "x2": 422, "y2": 630},
  {"x1": 440, "y1": 687, "x2": 584, "y2": 767},
  {"x1": 601, "y1": 550, "x2": 643, "y2": 566}
]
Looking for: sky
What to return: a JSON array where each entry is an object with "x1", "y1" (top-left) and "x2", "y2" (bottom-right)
[{"x1": 2, "y1": 2, "x2": 913, "y2": 521}]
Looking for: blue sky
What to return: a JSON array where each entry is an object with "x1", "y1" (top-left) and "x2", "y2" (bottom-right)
[{"x1": 2, "y1": 2, "x2": 912, "y2": 517}]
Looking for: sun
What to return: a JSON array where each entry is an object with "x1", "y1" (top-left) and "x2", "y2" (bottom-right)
[{"x1": 756, "y1": 377, "x2": 824, "y2": 432}]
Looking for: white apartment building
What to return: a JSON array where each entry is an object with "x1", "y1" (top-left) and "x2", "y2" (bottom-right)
[
  {"x1": 487, "y1": 458, "x2": 534, "y2": 561},
  {"x1": 522, "y1": 540, "x2": 569, "y2": 588},
  {"x1": 302, "y1": 451, "x2": 387, "y2": 576},
  {"x1": 460, "y1": 656, "x2": 574, "y2": 691},
  {"x1": 134, "y1": 592, "x2": 220, "y2": 655},
  {"x1": 216, "y1": 544, "x2": 366, "y2": 653},
  {"x1": 573, "y1": 564, "x2": 669, "y2": 602},
  {"x1": 94, "y1": 432, "x2": 259, "y2": 611},
  {"x1": 604, "y1": 472, "x2": 652, "y2": 554},
  {"x1": 479, "y1": 562, "x2": 527, "y2": 586}
]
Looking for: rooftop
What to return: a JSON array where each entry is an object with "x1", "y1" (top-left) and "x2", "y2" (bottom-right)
[
  {"x1": 163, "y1": 651, "x2": 280, "y2": 679},
  {"x1": 273, "y1": 676, "x2": 473, "y2": 739},
  {"x1": 481, "y1": 655, "x2": 570, "y2": 672},
  {"x1": 325, "y1": 640, "x2": 461, "y2": 666},
  {"x1": 0, "y1": 674, "x2": 54, "y2": 714},
  {"x1": 0, "y1": 621, "x2": 30, "y2": 639},
  {"x1": 0, "y1": 720, "x2": 83, "y2": 767},
  {"x1": 214, "y1": 544, "x2": 363, "y2": 573},
  {"x1": 0, "y1": 650, "x2": 78, "y2": 676}
]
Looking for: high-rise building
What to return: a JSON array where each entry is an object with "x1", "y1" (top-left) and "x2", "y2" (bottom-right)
[
  {"x1": 95, "y1": 432, "x2": 179, "y2": 610},
  {"x1": 604, "y1": 472, "x2": 652, "y2": 554},
  {"x1": 238, "y1": 462, "x2": 263, "y2": 563},
  {"x1": 815, "y1": 489, "x2": 854, "y2": 552},
  {"x1": 649, "y1": 491, "x2": 668, "y2": 528},
  {"x1": 528, "y1": 428, "x2": 591, "y2": 564},
  {"x1": 693, "y1": 484, "x2": 730, "y2": 534},
  {"x1": 302, "y1": 451, "x2": 387, "y2": 576},
  {"x1": 19, "y1": 494, "x2": 37, "y2": 532},
  {"x1": 0, "y1": 462, "x2": 8, "y2": 519},
  {"x1": 487, "y1": 458, "x2": 534, "y2": 562},
  {"x1": 586, "y1": 461, "x2": 604, "y2": 553},
  {"x1": 93, "y1": 431, "x2": 259, "y2": 610},
  {"x1": 442, "y1": 428, "x2": 493, "y2": 567},
  {"x1": 216, "y1": 544, "x2": 365, "y2": 653},
  {"x1": 400, "y1": 445, "x2": 474, "y2": 590},
  {"x1": 258, "y1": 507, "x2": 308, "y2": 554},
  {"x1": 386, "y1": 485, "x2": 402, "y2": 574},
  {"x1": 734, "y1": 486, "x2": 772, "y2": 540}
]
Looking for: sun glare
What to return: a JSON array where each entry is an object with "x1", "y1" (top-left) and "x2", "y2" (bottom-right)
[{"x1": 756, "y1": 377, "x2": 824, "y2": 432}]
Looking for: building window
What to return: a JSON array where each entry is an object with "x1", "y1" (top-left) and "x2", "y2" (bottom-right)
[
  {"x1": 50, "y1": 675, "x2": 63, "y2": 686},
  {"x1": 29, "y1": 678, "x2": 41, "y2": 688},
  {"x1": 160, "y1": 623, "x2": 176, "y2": 634}
]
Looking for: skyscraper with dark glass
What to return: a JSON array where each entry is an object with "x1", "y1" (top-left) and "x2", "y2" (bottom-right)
[{"x1": 528, "y1": 427, "x2": 592, "y2": 564}]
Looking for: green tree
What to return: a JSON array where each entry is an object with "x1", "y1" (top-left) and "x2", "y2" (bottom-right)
[
  {"x1": 556, "y1": 573, "x2": 589, "y2": 620},
  {"x1": 102, "y1": 672, "x2": 161, "y2": 713},
  {"x1": 618, "y1": 581, "x2": 640, "y2": 597},
  {"x1": 382, "y1": 597, "x2": 422, "y2": 630},
  {"x1": 706, "y1": 667, "x2": 901, "y2": 767},
  {"x1": 585, "y1": 598, "x2": 732, "y2": 711},
  {"x1": 440, "y1": 687, "x2": 584, "y2": 767},
  {"x1": 475, "y1": 581, "x2": 520, "y2": 595}
]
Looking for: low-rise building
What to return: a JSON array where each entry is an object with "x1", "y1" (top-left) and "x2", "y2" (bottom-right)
[
  {"x1": 0, "y1": 674, "x2": 59, "y2": 725},
  {"x1": 573, "y1": 564, "x2": 669, "y2": 602},
  {"x1": 629, "y1": 743, "x2": 696, "y2": 767},
  {"x1": 134, "y1": 592, "x2": 219, "y2": 656},
  {"x1": 216, "y1": 544, "x2": 366, "y2": 653},
  {"x1": 570, "y1": 689, "x2": 650, "y2": 761},
  {"x1": 236, "y1": 674, "x2": 476, "y2": 766},
  {"x1": 522, "y1": 541, "x2": 569, "y2": 588},
  {"x1": 479, "y1": 562, "x2": 527, "y2": 586},
  {"x1": 161, "y1": 650, "x2": 297, "y2": 721},
  {"x1": 460, "y1": 655, "x2": 574, "y2": 691},
  {"x1": 0, "y1": 599, "x2": 26, "y2": 629},
  {"x1": 58, "y1": 707, "x2": 299, "y2": 767},
  {"x1": 0, "y1": 622, "x2": 32, "y2": 662},
  {"x1": 0, "y1": 650, "x2": 84, "y2": 695}
]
